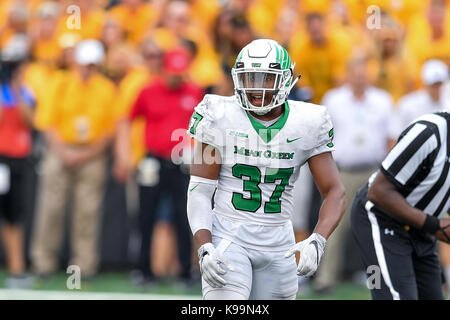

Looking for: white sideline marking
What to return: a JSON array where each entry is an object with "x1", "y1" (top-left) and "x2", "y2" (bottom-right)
[{"x1": 0, "y1": 289, "x2": 201, "y2": 300}]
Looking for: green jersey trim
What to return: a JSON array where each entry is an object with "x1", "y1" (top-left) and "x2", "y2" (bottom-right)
[{"x1": 245, "y1": 102, "x2": 290, "y2": 143}]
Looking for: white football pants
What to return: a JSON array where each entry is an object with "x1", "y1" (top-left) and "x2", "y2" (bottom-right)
[{"x1": 202, "y1": 237, "x2": 298, "y2": 300}]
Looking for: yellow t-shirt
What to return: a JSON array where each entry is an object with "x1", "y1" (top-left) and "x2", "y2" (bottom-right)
[
  {"x1": 108, "y1": 3, "x2": 160, "y2": 45},
  {"x1": 189, "y1": 0, "x2": 221, "y2": 34},
  {"x1": 289, "y1": 28, "x2": 353, "y2": 104},
  {"x1": 362, "y1": 0, "x2": 426, "y2": 28},
  {"x1": 24, "y1": 61, "x2": 57, "y2": 107},
  {"x1": 56, "y1": 8, "x2": 106, "y2": 40},
  {"x1": 368, "y1": 54, "x2": 417, "y2": 103},
  {"x1": 150, "y1": 27, "x2": 222, "y2": 88},
  {"x1": 247, "y1": 0, "x2": 278, "y2": 38},
  {"x1": 31, "y1": 36, "x2": 62, "y2": 64},
  {"x1": 35, "y1": 70, "x2": 118, "y2": 144},
  {"x1": 116, "y1": 67, "x2": 153, "y2": 166},
  {"x1": 407, "y1": 10, "x2": 450, "y2": 71}
]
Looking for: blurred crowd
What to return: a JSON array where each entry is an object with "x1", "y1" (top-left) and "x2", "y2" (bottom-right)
[{"x1": 0, "y1": 0, "x2": 450, "y2": 296}]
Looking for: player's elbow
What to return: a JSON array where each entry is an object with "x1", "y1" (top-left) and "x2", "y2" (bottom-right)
[{"x1": 367, "y1": 182, "x2": 385, "y2": 207}]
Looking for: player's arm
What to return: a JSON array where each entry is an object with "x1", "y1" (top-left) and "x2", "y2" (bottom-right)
[
  {"x1": 308, "y1": 151, "x2": 346, "y2": 239},
  {"x1": 368, "y1": 171, "x2": 450, "y2": 243},
  {"x1": 285, "y1": 151, "x2": 346, "y2": 277},
  {"x1": 369, "y1": 123, "x2": 450, "y2": 243},
  {"x1": 113, "y1": 119, "x2": 132, "y2": 183},
  {"x1": 187, "y1": 140, "x2": 234, "y2": 288},
  {"x1": 188, "y1": 140, "x2": 221, "y2": 249}
]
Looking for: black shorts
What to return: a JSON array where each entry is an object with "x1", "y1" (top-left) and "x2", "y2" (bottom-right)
[
  {"x1": 350, "y1": 184, "x2": 444, "y2": 300},
  {"x1": 0, "y1": 156, "x2": 29, "y2": 225}
]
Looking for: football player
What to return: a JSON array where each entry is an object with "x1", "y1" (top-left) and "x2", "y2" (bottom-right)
[{"x1": 186, "y1": 39, "x2": 346, "y2": 299}]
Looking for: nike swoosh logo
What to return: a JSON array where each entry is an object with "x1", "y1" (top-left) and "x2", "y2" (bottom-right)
[
  {"x1": 286, "y1": 137, "x2": 301, "y2": 143},
  {"x1": 310, "y1": 240, "x2": 319, "y2": 266},
  {"x1": 189, "y1": 183, "x2": 200, "y2": 192}
]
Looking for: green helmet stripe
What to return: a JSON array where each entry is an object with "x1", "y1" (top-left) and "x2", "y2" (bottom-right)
[
  {"x1": 287, "y1": 50, "x2": 291, "y2": 68},
  {"x1": 283, "y1": 48, "x2": 290, "y2": 69},
  {"x1": 275, "y1": 45, "x2": 280, "y2": 64},
  {"x1": 237, "y1": 50, "x2": 243, "y2": 62}
]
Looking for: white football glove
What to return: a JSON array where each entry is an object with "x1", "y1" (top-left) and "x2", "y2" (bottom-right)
[
  {"x1": 198, "y1": 242, "x2": 234, "y2": 288},
  {"x1": 284, "y1": 233, "x2": 327, "y2": 277}
]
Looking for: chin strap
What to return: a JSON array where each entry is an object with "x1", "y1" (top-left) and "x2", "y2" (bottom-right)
[
  {"x1": 253, "y1": 108, "x2": 271, "y2": 116},
  {"x1": 288, "y1": 74, "x2": 301, "y2": 93}
]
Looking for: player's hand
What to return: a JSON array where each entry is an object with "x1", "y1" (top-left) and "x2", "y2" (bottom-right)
[
  {"x1": 284, "y1": 233, "x2": 327, "y2": 277},
  {"x1": 198, "y1": 242, "x2": 234, "y2": 288},
  {"x1": 435, "y1": 218, "x2": 450, "y2": 243}
]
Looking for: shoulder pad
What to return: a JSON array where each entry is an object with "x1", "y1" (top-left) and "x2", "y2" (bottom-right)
[
  {"x1": 289, "y1": 101, "x2": 334, "y2": 150},
  {"x1": 187, "y1": 94, "x2": 229, "y2": 148}
]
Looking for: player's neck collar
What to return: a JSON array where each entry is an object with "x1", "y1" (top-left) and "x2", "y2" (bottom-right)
[{"x1": 245, "y1": 102, "x2": 290, "y2": 143}]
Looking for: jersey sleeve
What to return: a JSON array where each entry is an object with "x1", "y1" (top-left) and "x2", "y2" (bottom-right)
[
  {"x1": 306, "y1": 105, "x2": 335, "y2": 158},
  {"x1": 380, "y1": 122, "x2": 439, "y2": 194},
  {"x1": 187, "y1": 94, "x2": 224, "y2": 148}
]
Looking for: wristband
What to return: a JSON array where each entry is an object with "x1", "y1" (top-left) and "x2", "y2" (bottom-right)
[{"x1": 420, "y1": 215, "x2": 440, "y2": 234}]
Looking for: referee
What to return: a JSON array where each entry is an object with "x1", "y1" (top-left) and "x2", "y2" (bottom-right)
[{"x1": 351, "y1": 111, "x2": 450, "y2": 300}]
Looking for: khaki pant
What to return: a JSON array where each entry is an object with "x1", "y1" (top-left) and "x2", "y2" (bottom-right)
[
  {"x1": 31, "y1": 150, "x2": 106, "y2": 277},
  {"x1": 314, "y1": 167, "x2": 377, "y2": 289}
]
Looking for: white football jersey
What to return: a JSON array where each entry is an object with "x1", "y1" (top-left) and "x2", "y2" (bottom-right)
[{"x1": 187, "y1": 94, "x2": 334, "y2": 251}]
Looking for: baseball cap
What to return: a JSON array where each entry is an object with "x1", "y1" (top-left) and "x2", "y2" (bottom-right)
[
  {"x1": 74, "y1": 39, "x2": 105, "y2": 66},
  {"x1": 422, "y1": 59, "x2": 449, "y2": 86},
  {"x1": 163, "y1": 48, "x2": 190, "y2": 75}
]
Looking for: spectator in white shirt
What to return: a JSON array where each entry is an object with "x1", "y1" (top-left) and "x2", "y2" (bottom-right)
[
  {"x1": 389, "y1": 59, "x2": 449, "y2": 141},
  {"x1": 313, "y1": 49, "x2": 394, "y2": 294}
]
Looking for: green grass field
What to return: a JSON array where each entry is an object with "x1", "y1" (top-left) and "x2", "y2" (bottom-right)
[{"x1": 0, "y1": 269, "x2": 372, "y2": 300}]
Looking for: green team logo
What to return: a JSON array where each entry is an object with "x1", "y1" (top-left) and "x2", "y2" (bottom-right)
[
  {"x1": 286, "y1": 137, "x2": 301, "y2": 143},
  {"x1": 252, "y1": 63, "x2": 261, "y2": 68},
  {"x1": 327, "y1": 128, "x2": 334, "y2": 148}
]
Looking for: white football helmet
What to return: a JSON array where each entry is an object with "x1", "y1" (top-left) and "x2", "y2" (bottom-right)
[{"x1": 231, "y1": 39, "x2": 299, "y2": 115}]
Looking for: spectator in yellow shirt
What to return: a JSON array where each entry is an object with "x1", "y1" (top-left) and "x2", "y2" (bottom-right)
[
  {"x1": 407, "y1": 0, "x2": 450, "y2": 72},
  {"x1": 289, "y1": 12, "x2": 352, "y2": 104},
  {"x1": 367, "y1": 14, "x2": 417, "y2": 102},
  {"x1": 55, "y1": 0, "x2": 106, "y2": 40},
  {"x1": 29, "y1": 1, "x2": 61, "y2": 65},
  {"x1": 100, "y1": 18, "x2": 126, "y2": 54},
  {"x1": 150, "y1": 0, "x2": 222, "y2": 88},
  {"x1": 108, "y1": 0, "x2": 161, "y2": 45},
  {"x1": 24, "y1": 32, "x2": 80, "y2": 112},
  {"x1": 31, "y1": 39, "x2": 117, "y2": 280},
  {"x1": 272, "y1": 0, "x2": 301, "y2": 49},
  {"x1": 0, "y1": 3, "x2": 29, "y2": 52},
  {"x1": 187, "y1": 0, "x2": 221, "y2": 34},
  {"x1": 113, "y1": 38, "x2": 163, "y2": 181}
]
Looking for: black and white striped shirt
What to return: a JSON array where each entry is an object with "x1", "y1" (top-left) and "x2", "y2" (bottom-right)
[{"x1": 378, "y1": 111, "x2": 450, "y2": 219}]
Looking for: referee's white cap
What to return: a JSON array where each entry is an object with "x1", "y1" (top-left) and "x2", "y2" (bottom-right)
[
  {"x1": 74, "y1": 39, "x2": 105, "y2": 66},
  {"x1": 422, "y1": 59, "x2": 449, "y2": 86}
]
